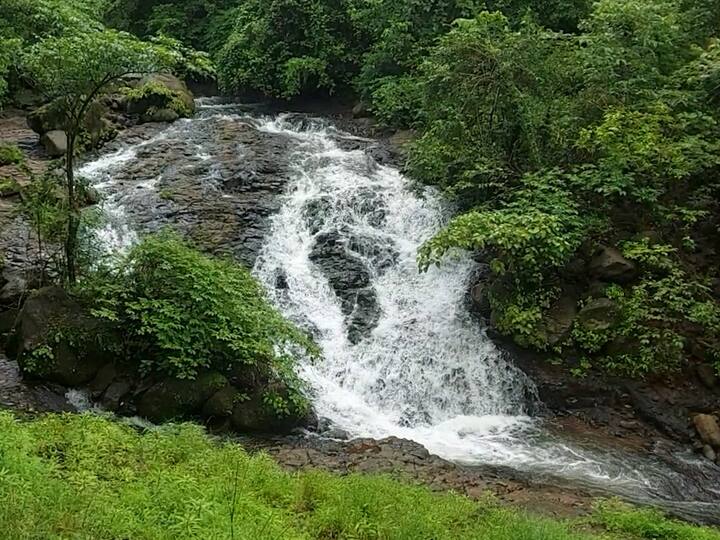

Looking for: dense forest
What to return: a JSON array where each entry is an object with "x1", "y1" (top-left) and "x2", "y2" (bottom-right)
[{"x1": 2, "y1": 0, "x2": 720, "y2": 537}]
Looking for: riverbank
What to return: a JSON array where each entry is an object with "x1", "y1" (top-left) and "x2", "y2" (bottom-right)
[{"x1": 2, "y1": 411, "x2": 719, "y2": 540}]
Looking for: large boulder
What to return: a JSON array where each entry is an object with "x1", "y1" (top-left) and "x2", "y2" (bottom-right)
[
  {"x1": 230, "y1": 388, "x2": 310, "y2": 433},
  {"x1": 577, "y1": 298, "x2": 618, "y2": 332},
  {"x1": 309, "y1": 231, "x2": 380, "y2": 343},
  {"x1": 9, "y1": 286, "x2": 113, "y2": 386},
  {"x1": 28, "y1": 100, "x2": 113, "y2": 148},
  {"x1": 127, "y1": 73, "x2": 195, "y2": 121},
  {"x1": 137, "y1": 371, "x2": 227, "y2": 422},
  {"x1": 589, "y1": 246, "x2": 638, "y2": 284},
  {"x1": 40, "y1": 130, "x2": 68, "y2": 157}
]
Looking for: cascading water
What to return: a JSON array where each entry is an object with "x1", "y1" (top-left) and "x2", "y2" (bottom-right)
[{"x1": 79, "y1": 99, "x2": 720, "y2": 523}]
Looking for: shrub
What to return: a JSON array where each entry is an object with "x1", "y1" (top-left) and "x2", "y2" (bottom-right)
[
  {"x1": 82, "y1": 233, "x2": 318, "y2": 386},
  {"x1": 0, "y1": 143, "x2": 24, "y2": 166}
]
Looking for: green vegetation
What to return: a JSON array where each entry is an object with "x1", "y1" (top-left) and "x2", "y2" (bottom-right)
[
  {"x1": 1, "y1": 411, "x2": 719, "y2": 540},
  {"x1": 0, "y1": 143, "x2": 24, "y2": 166},
  {"x1": 82, "y1": 234, "x2": 316, "y2": 410}
]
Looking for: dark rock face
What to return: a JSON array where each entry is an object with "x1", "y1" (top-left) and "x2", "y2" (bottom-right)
[
  {"x1": 9, "y1": 286, "x2": 112, "y2": 386},
  {"x1": 589, "y1": 246, "x2": 637, "y2": 284},
  {"x1": 309, "y1": 231, "x2": 380, "y2": 344},
  {"x1": 137, "y1": 372, "x2": 228, "y2": 423},
  {"x1": 576, "y1": 298, "x2": 618, "y2": 331}
]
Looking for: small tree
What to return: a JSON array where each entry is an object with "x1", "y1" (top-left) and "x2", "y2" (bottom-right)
[{"x1": 22, "y1": 30, "x2": 167, "y2": 283}]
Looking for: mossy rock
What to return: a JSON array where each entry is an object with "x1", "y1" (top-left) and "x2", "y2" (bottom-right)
[
  {"x1": 27, "y1": 99, "x2": 114, "y2": 149},
  {"x1": 126, "y1": 73, "x2": 195, "y2": 121}
]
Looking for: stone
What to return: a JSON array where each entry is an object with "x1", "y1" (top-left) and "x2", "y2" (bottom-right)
[
  {"x1": 141, "y1": 108, "x2": 179, "y2": 124},
  {"x1": 129, "y1": 73, "x2": 195, "y2": 118},
  {"x1": 101, "y1": 379, "x2": 132, "y2": 411},
  {"x1": 702, "y1": 444, "x2": 717, "y2": 462},
  {"x1": 577, "y1": 298, "x2": 618, "y2": 331},
  {"x1": 589, "y1": 246, "x2": 637, "y2": 284},
  {"x1": 138, "y1": 371, "x2": 228, "y2": 423},
  {"x1": 693, "y1": 414, "x2": 720, "y2": 448},
  {"x1": 352, "y1": 101, "x2": 370, "y2": 118},
  {"x1": 28, "y1": 100, "x2": 112, "y2": 148},
  {"x1": 88, "y1": 363, "x2": 117, "y2": 399},
  {"x1": 10, "y1": 286, "x2": 111, "y2": 386},
  {"x1": 544, "y1": 294, "x2": 578, "y2": 345},
  {"x1": 41, "y1": 130, "x2": 67, "y2": 157},
  {"x1": 696, "y1": 364, "x2": 717, "y2": 389},
  {"x1": 202, "y1": 385, "x2": 240, "y2": 418},
  {"x1": 0, "y1": 308, "x2": 18, "y2": 336}
]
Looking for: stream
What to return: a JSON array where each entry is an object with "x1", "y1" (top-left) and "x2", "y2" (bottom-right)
[{"x1": 78, "y1": 98, "x2": 720, "y2": 523}]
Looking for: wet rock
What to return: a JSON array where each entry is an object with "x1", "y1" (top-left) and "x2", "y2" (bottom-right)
[
  {"x1": 577, "y1": 298, "x2": 618, "y2": 332},
  {"x1": 10, "y1": 286, "x2": 111, "y2": 386},
  {"x1": 88, "y1": 363, "x2": 117, "y2": 399},
  {"x1": 203, "y1": 385, "x2": 240, "y2": 418},
  {"x1": 589, "y1": 246, "x2": 637, "y2": 284},
  {"x1": 693, "y1": 414, "x2": 720, "y2": 448},
  {"x1": 352, "y1": 101, "x2": 370, "y2": 118},
  {"x1": 129, "y1": 73, "x2": 195, "y2": 118},
  {"x1": 40, "y1": 130, "x2": 67, "y2": 157},
  {"x1": 141, "y1": 108, "x2": 179, "y2": 124},
  {"x1": 138, "y1": 371, "x2": 227, "y2": 422},
  {"x1": 101, "y1": 379, "x2": 132, "y2": 411},
  {"x1": 696, "y1": 364, "x2": 717, "y2": 389},
  {"x1": 309, "y1": 231, "x2": 380, "y2": 343}
]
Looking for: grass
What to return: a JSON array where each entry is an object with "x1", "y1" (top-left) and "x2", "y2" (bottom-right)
[
  {"x1": 0, "y1": 143, "x2": 24, "y2": 166},
  {"x1": 0, "y1": 412, "x2": 718, "y2": 540}
]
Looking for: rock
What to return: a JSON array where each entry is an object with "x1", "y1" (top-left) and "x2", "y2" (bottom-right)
[
  {"x1": 544, "y1": 294, "x2": 578, "y2": 345},
  {"x1": 40, "y1": 130, "x2": 68, "y2": 157},
  {"x1": 11, "y1": 286, "x2": 111, "y2": 386},
  {"x1": 101, "y1": 380, "x2": 132, "y2": 411},
  {"x1": 128, "y1": 73, "x2": 195, "y2": 118},
  {"x1": 141, "y1": 108, "x2": 179, "y2": 124},
  {"x1": 202, "y1": 385, "x2": 240, "y2": 418},
  {"x1": 28, "y1": 100, "x2": 112, "y2": 148},
  {"x1": 231, "y1": 388, "x2": 310, "y2": 434},
  {"x1": 309, "y1": 231, "x2": 380, "y2": 343},
  {"x1": 589, "y1": 246, "x2": 637, "y2": 284},
  {"x1": 0, "y1": 275, "x2": 27, "y2": 304},
  {"x1": 470, "y1": 281, "x2": 492, "y2": 318},
  {"x1": 138, "y1": 371, "x2": 227, "y2": 423},
  {"x1": 577, "y1": 298, "x2": 618, "y2": 331},
  {"x1": 696, "y1": 364, "x2": 717, "y2": 389},
  {"x1": 352, "y1": 101, "x2": 370, "y2": 118},
  {"x1": 702, "y1": 444, "x2": 717, "y2": 462},
  {"x1": 88, "y1": 363, "x2": 117, "y2": 399},
  {"x1": 0, "y1": 308, "x2": 18, "y2": 336},
  {"x1": 388, "y1": 130, "x2": 415, "y2": 154},
  {"x1": 693, "y1": 414, "x2": 720, "y2": 448}
]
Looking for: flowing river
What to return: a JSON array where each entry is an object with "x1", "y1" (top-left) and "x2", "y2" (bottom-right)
[{"x1": 78, "y1": 99, "x2": 720, "y2": 523}]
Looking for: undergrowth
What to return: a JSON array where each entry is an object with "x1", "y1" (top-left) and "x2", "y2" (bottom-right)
[{"x1": 0, "y1": 412, "x2": 719, "y2": 540}]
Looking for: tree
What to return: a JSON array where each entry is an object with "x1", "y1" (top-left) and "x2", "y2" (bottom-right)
[{"x1": 22, "y1": 30, "x2": 167, "y2": 283}]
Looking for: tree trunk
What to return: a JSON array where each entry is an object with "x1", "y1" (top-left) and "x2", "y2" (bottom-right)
[{"x1": 65, "y1": 132, "x2": 79, "y2": 285}]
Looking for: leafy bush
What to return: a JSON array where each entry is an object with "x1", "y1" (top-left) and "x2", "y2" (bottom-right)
[
  {"x1": 3, "y1": 412, "x2": 719, "y2": 539},
  {"x1": 124, "y1": 81, "x2": 193, "y2": 117},
  {"x1": 0, "y1": 143, "x2": 24, "y2": 165},
  {"x1": 83, "y1": 234, "x2": 318, "y2": 383}
]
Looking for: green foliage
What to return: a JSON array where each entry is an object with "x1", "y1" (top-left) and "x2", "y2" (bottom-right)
[
  {"x1": 82, "y1": 233, "x2": 318, "y2": 386},
  {"x1": 594, "y1": 499, "x2": 720, "y2": 540},
  {"x1": 0, "y1": 143, "x2": 24, "y2": 165},
  {"x1": 216, "y1": 0, "x2": 355, "y2": 98},
  {"x1": 124, "y1": 81, "x2": 192, "y2": 117},
  {"x1": 2, "y1": 412, "x2": 719, "y2": 539}
]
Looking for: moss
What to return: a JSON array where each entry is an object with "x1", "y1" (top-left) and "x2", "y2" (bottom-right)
[{"x1": 124, "y1": 81, "x2": 193, "y2": 118}]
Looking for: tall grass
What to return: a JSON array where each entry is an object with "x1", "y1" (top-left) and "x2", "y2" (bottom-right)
[{"x1": 0, "y1": 412, "x2": 718, "y2": 540}]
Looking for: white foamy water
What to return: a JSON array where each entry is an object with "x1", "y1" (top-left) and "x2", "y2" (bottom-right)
[{"x1": 78, "y1": 102, "x2": 720, "y2": 522}]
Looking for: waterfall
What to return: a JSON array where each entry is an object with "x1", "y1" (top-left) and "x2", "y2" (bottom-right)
[{"x1": 78, "y1": 99, "x2": 720, "y2": 523}]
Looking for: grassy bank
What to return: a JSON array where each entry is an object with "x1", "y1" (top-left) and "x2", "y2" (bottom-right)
[{"x1": 0, "y1": 412, "x2": 718, "y2": 539}]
